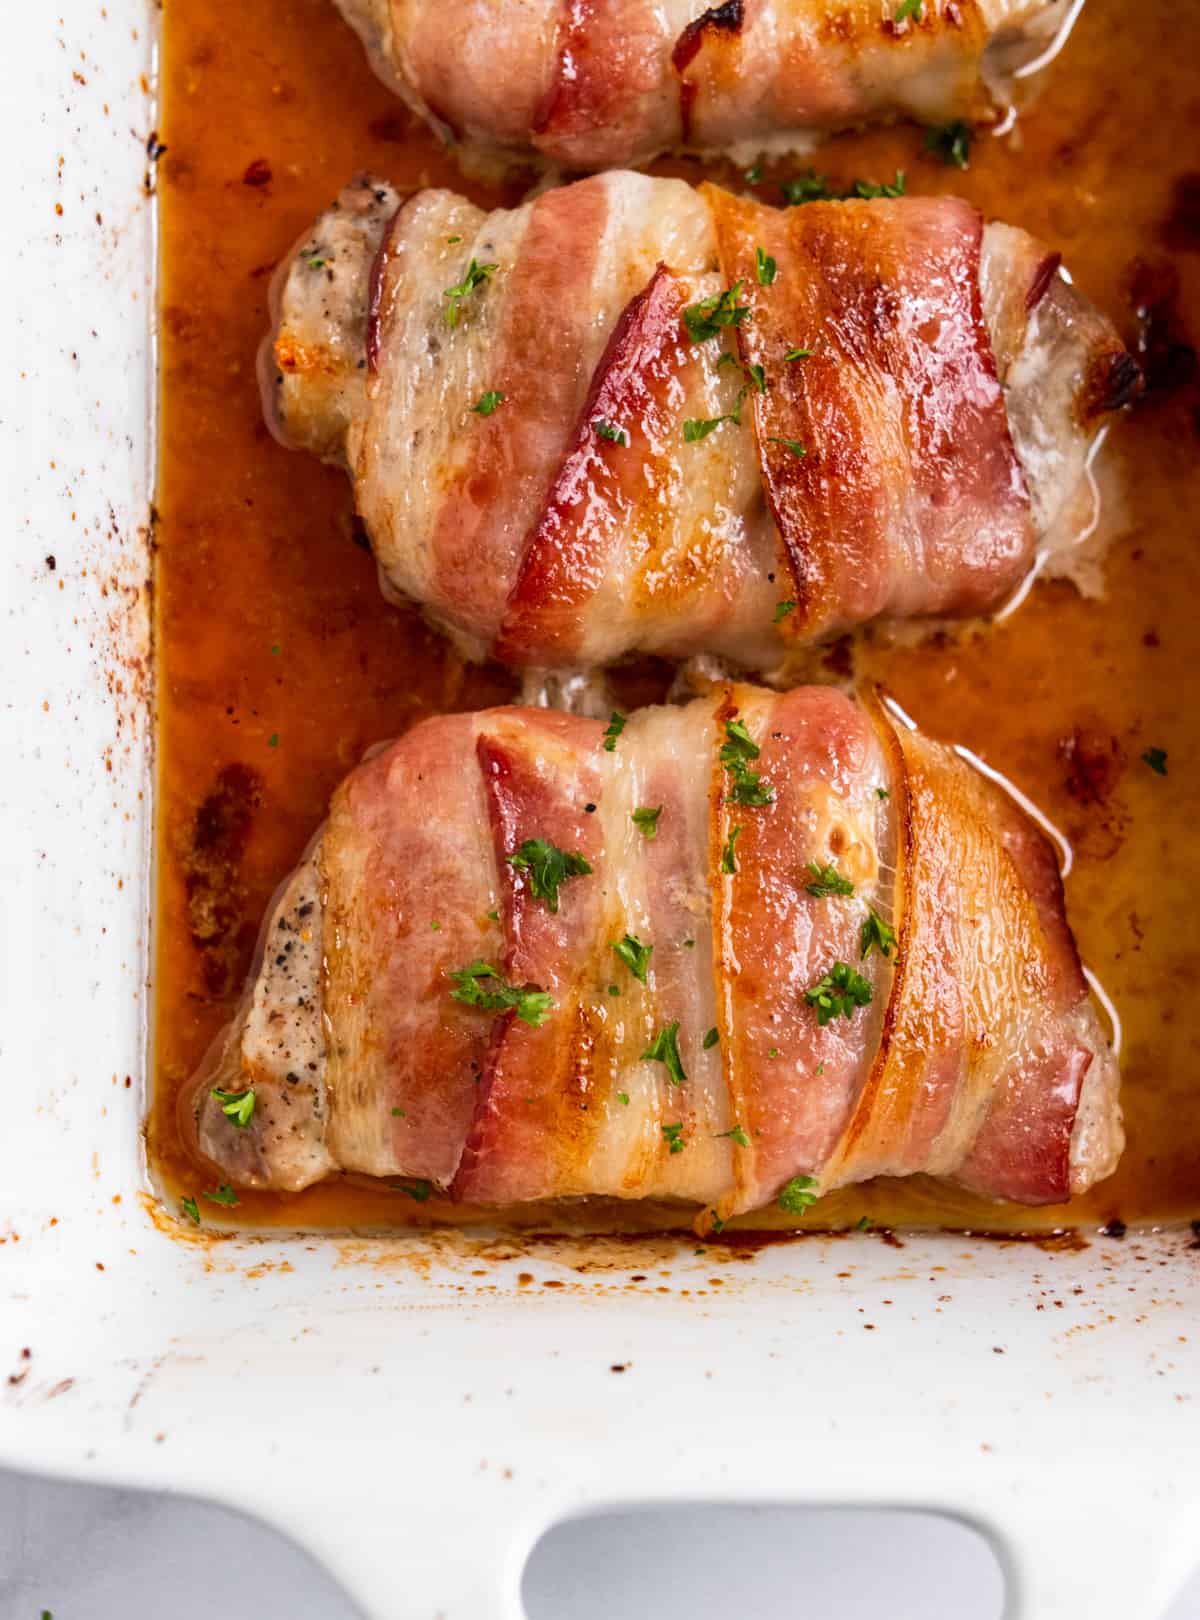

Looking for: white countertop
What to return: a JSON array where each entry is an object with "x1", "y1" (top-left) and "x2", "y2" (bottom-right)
[{"x1": 2, "y1": 1468, "x2": 1197, "y2": 1618}]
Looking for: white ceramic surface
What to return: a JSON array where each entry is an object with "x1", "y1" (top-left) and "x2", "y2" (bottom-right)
[{"x1": 3, "y1": 5, "x2": 1199, "y2": 1619}]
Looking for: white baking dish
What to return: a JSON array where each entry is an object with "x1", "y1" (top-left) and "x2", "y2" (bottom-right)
[{"x1": 4, "y1": 5, "x2": 1199, "y2": 1616}]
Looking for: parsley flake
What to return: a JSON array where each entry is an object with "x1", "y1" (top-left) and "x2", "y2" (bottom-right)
[
  {"x1": 855, "y1": 1215, "x2": 874, "y2": 1231},
  {"x1": 448, "y1": 961, "x2": 554, "y2": 1026},
  {"x1": 805, "y1": 862, "x2": 855, "y2": 899},
  {"x1": 613, "y1": 932, "x2": 653, "y2": 984},
  {"x1": 744, "y1": 361, "x2": 767, "y2": 395},
  {"x1": 642, "y1": 1021, "x2": 687, "y2": 1086},
  {"x1": 506, "y1": 838, "x2": 592, "y2": 913},
  {"x1": 925, "y1": 121, "x2": 972, "y2": 169},
  {"x1": 662, "y1": 1122, "x2": 686, "y2": 1154},
  {"x1": 774, "y1": 599, "x2": 797, "y2": 624},
  {"x1": 721, "y1": 823, "x2": 743, "y2": 874},
  {"x1": 442, "y1": 258, "x2": 498, "y2": 327},
  {"x1": 471, "y1": 389, "x2": 505, "y2": 416},
  {"x1": 767, "y1": 436, "x2": 807, "y2": 460},
  {"x1": 180, "y1": 1195, "x2": 200, "y2": 1226},
  {"x1": 393, "y1": 1179, "x2": 433, "y2": 1202},
  {"x1": 703, "y1": 1026, "x2": 720, "y2": 1050},
  {"x1": 778, "y1": 1174, "x2": 819, "y2": 1214},
  {"x1": 617, "y1": 1091, "x2": 631, "y2": 1105},
  {"x1": 684, "y1": 414, "x2": 736, "y2": 442},
  {"x1": 202, "y1": 1184, "x2": 239, "y2": 1207},
  {"x1": 744, "y1": 162, "x2": 763, "y2": 184},
  {"x1": 784, "y1": 347, "x2": 812, "y2": 361},
  {"x1": 804, "y1": 962, "x2": 873, "y2": 1025},
  {"x1": 682, "y1": 280, "x2": 750, "y2": 343},
  {"x1": 721, "y1": 718, "x2": 775, "y2": 806},
  {"x1": 632, "y1": 805, "x2": 663, "y2": 838},
  {"x1": 781, "y1": 169, "x2": 832, "y2": 205},
  {"x1": 1142, "y1": 746, "x2": 1168, "y2": 776},
  {"x1": 894, "y1": 0, "x2": 922, "y2": 19},
  {"x1": 593, "y1": 418, "x2": 629, "y2": 446},
  {"x1": 860, "y1": 907, "x2": 897, "y2": 960},
  {"x1": 756, "y1": 246, "x2": 777, "y2": 286},
  {"x1": 717, "y1": 1125, "x2": 751, "y2": 1147},
  {"x1": 212, "y1": 1086, "x2": 256, "y2": 1128},
  {"x1": 876, "y1": 787, "x2": 890, "y2": 800},
  {"x1": 853, "y1": 170, "x2": 907, "y2": 199},
  {"x1": 603, "y1": 711, "x2": 626, "y2": 751}
]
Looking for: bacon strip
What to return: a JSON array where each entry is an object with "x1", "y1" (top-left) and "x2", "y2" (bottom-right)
[
  {"x1": 705, "y1": 187, "x2": 1035, "y2": 642},
  {"x1": 185, "y1": 689, "x2": 1122, "y2": 1212}
]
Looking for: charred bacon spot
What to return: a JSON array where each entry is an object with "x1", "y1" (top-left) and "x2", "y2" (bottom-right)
[
  {"x1": 671, "y1": 2, "x2": 745, "y2": 142},
  {"x1": 1024, "y1": 252, "x2": 1062, "y2": 312}
]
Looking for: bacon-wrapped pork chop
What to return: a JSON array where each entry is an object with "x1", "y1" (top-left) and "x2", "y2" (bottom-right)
[
  {"x1": 264, "y1": 173, "x2": 1139, "y2": 670},
  {"x1": 183, "y1": 685, "x2": 1122, "y2": 1214},
  {"x1": 331, "y1": 0, "x2": 1078, "y2": 172}
]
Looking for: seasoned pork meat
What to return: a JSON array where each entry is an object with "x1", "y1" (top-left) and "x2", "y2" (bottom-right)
[
  {"x1": 330, "y1": 0, "x2": 1077, "y2": 172},
  {"x1": 263, "y1": 173, "x2": 1139, "y2": 670},
  {"x1": 183, "y1": 686, "x2": 1123, "y2": 1213}
]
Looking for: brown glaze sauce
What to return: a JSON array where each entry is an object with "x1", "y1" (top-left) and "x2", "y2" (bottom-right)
[{"x1": 151, "y1": 0, "x2": 1199, "y2": 1232}]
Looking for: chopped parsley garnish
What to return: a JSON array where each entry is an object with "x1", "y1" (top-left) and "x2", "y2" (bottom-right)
[
  {"x1": 774, "y1": 600, "x2": 797, "y2": 624},
  {"x1": 396, "y1": 1179, "x2": 433, "y2": 1202},
  {"x1": 486, "y1": 908, "x2": 500, "y2": 922},
  {"x1": 1142, "y1": 746, "x2": 1168, "y2": 776},
  {"x1": 805, "y1": 862, "x2": 855, "y2": 899},
  {"x1": 778, "y1": 1174, "x2": 819, "y2": 1214},
  {"x1": 804, "y1": 962, "x2": 873, "y2": 1025},
  {"x1": 744, "y1": 361, "x2": 767, "y2": 395},
  {"x1": 721, "y1": 824, "x2": 743, "y2": 874},
  {"x1": 925, "y1": 121, "x2": 972, "y2": 169},
  {"x1": 301, "y1": 251, "x2": 327, "y2": 270},
  {"x1": 767, "y1": 436, "x2": 807, "y2": 460},
  {"x1": 613, "y1": 932, "x2": 653, "y2": 984},
  {"x1": 756, "y1": 246, "x2": 777, "y2": 286},
  {"x1": 744, "y1": 162, "x2": 763, "y2": 184},
  {"x1": 662, "y1": 1122, "x2": 686, "y2": 1154},
  {"x1": 717, "y1": 1125, "x2": 751, "y2": 1147},
  {"x1": 781, "y1": 169, "x2": 832, "y2": 205},
  {"x1": 855, "y1": 1215, "x2": 874, "y2": 1231},
  {"x1": 608, "y1": 983, "x2": 621, "y2": 996},
  {"x1": 784, "y1": 347, "x2": 812, "y2": 361},
  {"x1": 642, "y1": 1021, "x2": 687, "y2": 1086},
  {"x1": 703, "y1": 1026, "x2": 720, "y2": 1050},
  {"x1": 876, "y1": 786, "x2": 890, "y2": 800},
  {"x1": 853, "y1": 170, "x2": 907, "y2": 199},
  {"x1": 768, "y1": 1047, "x2": 780, "y2": 1058},
  {"x1": 894, "y1": 0, "x2": 922, "y2": 19},
  {"x1": 447, "y1": 961, "x2": 554, "y2": 1026},
  {"x1": 682, "y1": 280, "x2": 750, "y2": 343},
  {"x1": 860, "y1": 907, "x2": 897, "y2": 961},
  {"x1": 720, "y1": 718, "x2": 775, "y2": 806},
  {"x1": 617, "y1": 1091, "x2": 631, "y2": 1105},
  {"x1": 268, "y1": 733, "x2": 280, "y2": 748},
  {"x1": 684, "y1": 414, "x2": 736, "y2": 443},
  {"x1": 471, "y1": 390, "x2": 505, "y2": 416},
  {"x1": 180, "y1": 1195, "x2": 200, "y2": 1226},
  {"x1": 202, "y1": 1184, "x2": 239, "y2": 1207},
  {"x1": 506, "y1": 838, "x2": 592, "y2": 913},
  {"x1": 442, "y1": 258, "x2": 498, "y2": 327},
  {"x1": 603, "y1": 711, "x2": 627, "y2": 751},
  {"x1": 391, "y1": 1106, "x2": 406, "y2": 1116},
  {"x1": 446, "y1": 235, "x2": 462, "y2": 244},
  {"x1": 593, "y1": 418, "x2": 629, "y2": 446},
  {"x1": 212, "y1": 1086, "x2": 256, "y2": 1128},
  {"x1": 632, "y1": 805, "x2": 663, "y2": 838}
]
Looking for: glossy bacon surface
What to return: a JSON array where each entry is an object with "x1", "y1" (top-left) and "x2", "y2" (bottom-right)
[
  {"x1": 330, "y1": 0, "x2": 1075, "y2": 171},
  {"x1": 264, "y1": 172, "x2": 1138, "y2": 669},
  {"x1": 184, "y1": 687, "x2": 1123, "y2": 1213}
]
